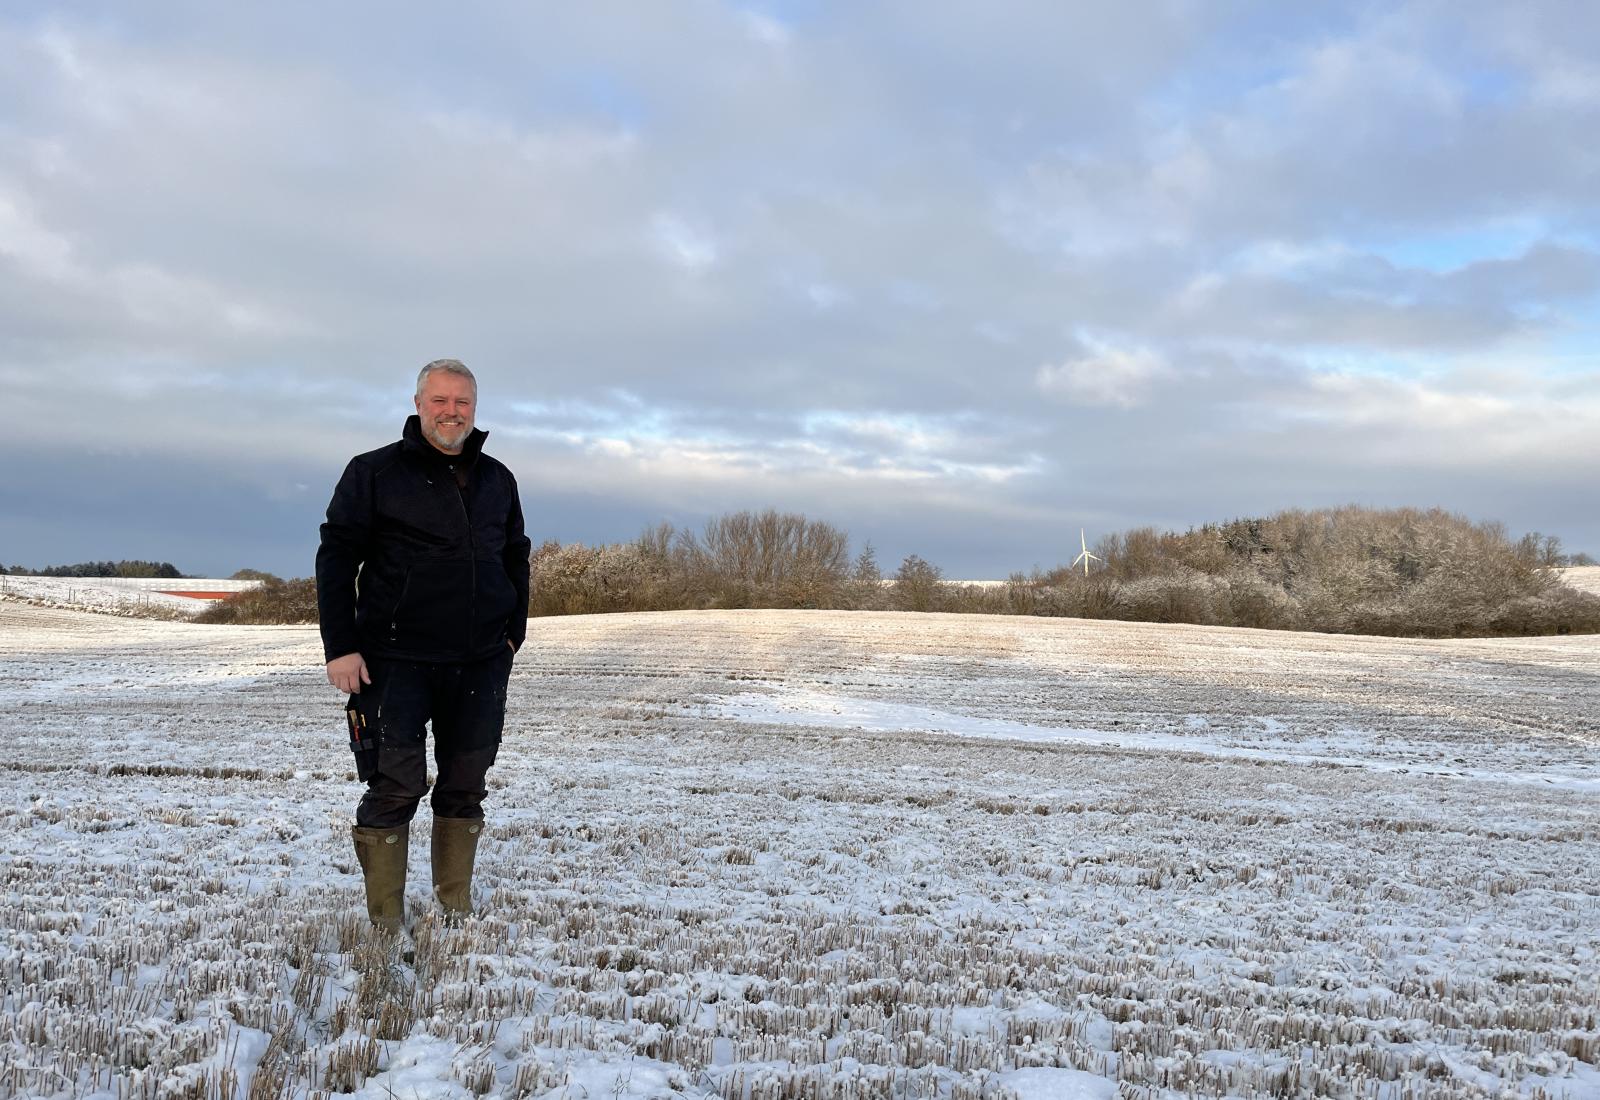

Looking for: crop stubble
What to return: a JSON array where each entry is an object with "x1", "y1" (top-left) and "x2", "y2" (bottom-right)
[{"x1": 1, "y1": 602, "x2": 1597, "y2": 1098}]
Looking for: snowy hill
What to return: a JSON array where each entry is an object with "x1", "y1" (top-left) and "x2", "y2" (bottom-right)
[
  {"x1": 0, "y1": 574, "x2": 260, "y2": 615},
  {"x1": 1562, "y1": 564, "x2": 1600, "y2": 597}
]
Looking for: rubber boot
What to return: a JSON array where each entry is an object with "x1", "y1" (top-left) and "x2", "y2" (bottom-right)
[
  {"x1": 431, "y1": 816, "x2": 483, "y2": 918},
  {"x1": 352, "y1": 824, "x2": 409, "y2": 934}
]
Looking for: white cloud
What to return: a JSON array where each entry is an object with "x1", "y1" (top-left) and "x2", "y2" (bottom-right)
[
  {"x1": 650, "y1": 213, "x2": 718, "y2": 273},
  {"x1": 1037, "y1": 342, "x2": 1167, "y2": 409},
  {"x1": 1291, "y1": 369, "x2": 1600, "y2": 466},
  {"x1": 740, "y1": 11, "x2": 791, "y2": 48},
  {"x1": 3, "y1": 3, "x2": 1600, "y2": 572},
  {"x1": 420, "y1": 109, "x2": 637, "y2": 169},
  {"x1": 805, "y1": 283, "x2": 848, "y2": 310},
  {"x1": 0, "y1": 190, "x2": 75, "y2": 278}
]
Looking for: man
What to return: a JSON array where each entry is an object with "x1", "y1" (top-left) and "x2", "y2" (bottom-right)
[{"x1": 316, "y1": 359, "x2": 531, "y2": 933}]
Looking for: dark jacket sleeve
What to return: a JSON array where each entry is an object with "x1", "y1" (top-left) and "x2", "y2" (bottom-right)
[
  {"x1": 315, "y1": 457, "x2": 374, "y2": 662},
  {"x1": 503, "y1": 475, "x2": 532, "y2": 650}
]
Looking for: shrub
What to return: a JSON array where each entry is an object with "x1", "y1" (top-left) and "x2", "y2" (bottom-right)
[
  {"x1": 1024, "y1": 506, "x2": 1600, "y2": 637},
  {"x1": 194, "y1": 578, "x2": 317, "y2": 625},
  {"x1": 845, "y1": 544, "x2": 889, "y2": 611},
  {"x1": 891, "y1": 555, "x2": 944, "y2": 612},
  {"x1": 522, "y1": 504, "x2": 1600, "y2": 639},
  {"x1": 530, "y1": 539, "x2": 677, "y2": 616},
  {"x1": 1119, "y1": 572, "x2": 1219, "y2": 625},
  {"x1": 230, "y1": 568, "x2": 282, "y2": 582},
  {"x1": 1223, "y1": 572, "x2": 1295, "y2": 630},
  {"x1": 531, "y1": 511, "x2": 856, "y2": 615},
  {"x1": 678, "y1": 510, "x2": 851, "y2": 609}
]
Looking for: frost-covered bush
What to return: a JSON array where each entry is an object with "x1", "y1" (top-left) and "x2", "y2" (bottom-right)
[
  {"x1": 193, "y1": 578, "x2": 317, "y2": 624},
  {"x1": 1118, "y1": 572, "x2": 1221, "y2": 625},
  {"x1": 530, "y1": 540, "x2": 676, "y2": 616},
  {"x1": 1222, "y1": 571, "x2": 1296, "y2": 630},
  {"x1": 1025, "y1": 506, "x2": 1600, "y2": 638},
  {"x1": 533, "y1": 511, "x2": 856, "y2": 615},
  {"x1": 1485, "y1": 591, "x2": 1596, "y2": 636},
  {"x1": 844, "y1": 545, "x2": 891, "y2": 611},
  {"x1": 678, "y1": 510, "x2": 852, "y2": 609},
  {"x1": 891, "y1": 554, "x2": 944, "y2": 612},
  {"x1": 520, "y1": 504, "x2": 1600, "y2": 638}
]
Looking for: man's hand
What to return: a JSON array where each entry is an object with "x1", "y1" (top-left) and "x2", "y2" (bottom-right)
[{"x1": 327, "y1": 653, "x2": 371, "y2": 694}]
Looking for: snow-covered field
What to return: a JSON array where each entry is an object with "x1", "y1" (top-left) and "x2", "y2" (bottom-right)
[
  {"x1": 1562, "y1": 566, "x2": 1600, "y2": 598},
  {"x1": 0, "y1": 576, "x2": 259, "y2": 616},
  {"x1": 2, "y1": 603, "x2": 1597, "y2": 1099}
]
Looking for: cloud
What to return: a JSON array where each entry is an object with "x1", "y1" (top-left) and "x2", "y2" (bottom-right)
[
  {"x1": 1037, "y1": 341, "x2": 1167, "y2": 408},
  {"x1": 651, "y1": 213, "x2": 719, "y2": 273},
  {"x1": 740, "y1": 11, "x2": 791, "y2": 48},
  {"x1": 3, "y1": 2, "x2": 1599, "y2": 575}
]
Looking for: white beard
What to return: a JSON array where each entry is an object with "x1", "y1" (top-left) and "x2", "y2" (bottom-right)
[{"x1": 424, "y1": 420, "x2": 470, "y2": 451}]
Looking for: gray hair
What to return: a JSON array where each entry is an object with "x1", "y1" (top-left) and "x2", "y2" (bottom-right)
[{"x1": 416, "y1": 358, "x2": 477, "y2": 397}]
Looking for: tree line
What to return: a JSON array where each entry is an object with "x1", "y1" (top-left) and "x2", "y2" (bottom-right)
[
  {"x1": 527, "y1": 506, "x2": 1600, "y2": 638},
  {"x1": 1, "y1": 559, "x2": 183, "y2": 578},
  {"x1": 64, "y1": 504, "x2": 1600, "y2": 638}
]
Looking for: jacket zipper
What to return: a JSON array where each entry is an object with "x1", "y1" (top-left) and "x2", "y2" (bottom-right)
[
  {"x1": 389, "y1": 569, "x2": 412, "y2": 638},
  {"x1": 450, "y1": 463, "x2": 476, "y2": 658}
]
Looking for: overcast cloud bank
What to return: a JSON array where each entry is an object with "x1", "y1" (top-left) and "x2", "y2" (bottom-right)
[{"x1": 1, "y1": 2, "x2": 1596, "y2": 576}]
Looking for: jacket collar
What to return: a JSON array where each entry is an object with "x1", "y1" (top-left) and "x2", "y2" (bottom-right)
[{"x1": 402, "y1": 414, "x2": 488, "y2": 464}]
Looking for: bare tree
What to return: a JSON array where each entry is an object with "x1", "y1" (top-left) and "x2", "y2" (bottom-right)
[
  {"x1": 678, "y1": 510, "x2": 851, "y2": 608},
  {"x1": 892, "y1": 554, "x2": 944, "y2": 613}
]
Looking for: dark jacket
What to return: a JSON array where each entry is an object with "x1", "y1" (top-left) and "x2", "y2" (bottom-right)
[{"x1": 316, "y1": 415, "x2": 531, "y2": 663}]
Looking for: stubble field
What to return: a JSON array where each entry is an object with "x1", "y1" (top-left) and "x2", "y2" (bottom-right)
[{"x1": 1, "y1": 600, "x2": 1597, "y2": 1099}]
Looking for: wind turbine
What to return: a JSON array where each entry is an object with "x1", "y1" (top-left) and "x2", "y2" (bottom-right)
[{"x1": 1071, "y1": 529, "x2": 1102, "y2": 577}]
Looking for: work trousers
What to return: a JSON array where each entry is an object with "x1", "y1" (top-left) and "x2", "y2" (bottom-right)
[{"x1": 349, "y1": 646, "x2": 513, "y2": 829}]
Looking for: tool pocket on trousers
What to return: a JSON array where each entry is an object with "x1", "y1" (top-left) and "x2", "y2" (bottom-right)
[{"x1": 346, "y1": 694, "x2": 380, "y2": 782}]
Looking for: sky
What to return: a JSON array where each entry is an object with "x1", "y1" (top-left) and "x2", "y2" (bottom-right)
[{"x1": 1, "y1": 1, "x2": 1597, "y2": 578}]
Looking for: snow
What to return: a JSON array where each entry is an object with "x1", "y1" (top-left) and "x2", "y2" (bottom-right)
[
  {"x1": 1000, "y1": 1066, "x2": 1115, "y2": 1099},
  {"x1": 1562, "y1": 564, "x2": 1600, "y2": 597},
  {"x1": 700, "y1": 686, "x2": 1600, "y2": 790},
  {"x1": 0, "y1": 574, "x2": 258, "y2": 616},
  {"x1": 2, "y1": 602, "x2": 1598, "y2": 1099}
]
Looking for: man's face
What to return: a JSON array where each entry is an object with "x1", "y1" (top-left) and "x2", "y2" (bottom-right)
[{"x1": 415, "y1": 372, "x2": 476, "y2": 454}]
